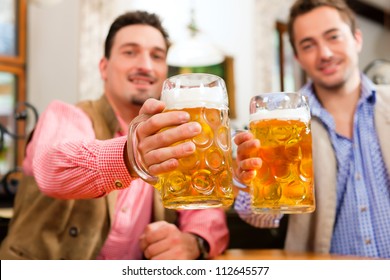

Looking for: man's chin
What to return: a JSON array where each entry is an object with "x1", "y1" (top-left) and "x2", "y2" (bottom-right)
[
  {"x1": 131, "y1": 92, "x2": 161, "y2": 105},
  {"x1": 131, "y1": 99, "x2": 146, "y2": 106},
  {"x1": 131, "y1": 95, "x2": 152, "y2": 106},
  {"x1": 317, "y1": 79, "x2": 346, "y2": 91}
]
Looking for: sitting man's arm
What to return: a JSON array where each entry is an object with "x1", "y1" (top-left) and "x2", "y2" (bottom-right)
[{"x1": 28, "y1": 100, "x2": 133, "y2": 199}]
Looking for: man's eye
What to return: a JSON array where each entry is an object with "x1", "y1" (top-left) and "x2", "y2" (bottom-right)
[
  {"x1": 302, "y1": 44, "x2": 313, "y2": 51},
  {"x1": 329, "y1": 34, "x2": 340, "y2": 41},
  {"x1": 152, "y1": 54, "x2": 165, "y2": 60}
]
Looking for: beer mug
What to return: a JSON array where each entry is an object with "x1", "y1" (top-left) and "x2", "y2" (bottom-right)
[
  {"x1": 248, "y1": 92, "x2": 315, "y2": 214},
  {"x1": 128, "y1": 73, "x2": 234, "y2": 209}
]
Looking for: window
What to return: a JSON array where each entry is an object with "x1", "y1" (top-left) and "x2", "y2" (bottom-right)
[{"x1": 0, "y1": 0, "x2": 27, "y2": 201}]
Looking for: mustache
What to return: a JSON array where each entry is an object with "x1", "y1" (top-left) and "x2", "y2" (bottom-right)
[{"x1": 128, "y1": 72, "x2": 157, "y2": 83}]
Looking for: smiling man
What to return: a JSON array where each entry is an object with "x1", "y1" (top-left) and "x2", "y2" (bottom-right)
[
  {"x1": 100, "y1": 21, "x2": 168, "y2": 122},
  {"x1": 234, "y1": 0, "x2": 390, "y2": 258},
  {"x1": 0, "y1": 11, "x2": 229, "y2": 260}
]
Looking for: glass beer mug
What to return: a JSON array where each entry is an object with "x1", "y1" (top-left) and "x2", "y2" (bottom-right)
[
  {"x1": 248, "y1": 92, "x2": 315, "y2": 214},
  {"x1": 129, "y1": 73, "x2": 234, "y2": 209}
]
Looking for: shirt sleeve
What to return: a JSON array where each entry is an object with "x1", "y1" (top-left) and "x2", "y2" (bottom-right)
[
  {"x1": 177, "y1": 208, "x2": 229, "y2": 258},
  {"x1": 234, "y1": 190, "x2": 282, "y2": 228},
  {"x1": 25, "y1": 100, "x2": 133, "y2": 199}
]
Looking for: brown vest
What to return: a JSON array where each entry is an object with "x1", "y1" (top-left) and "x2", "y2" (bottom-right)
[{"x1": 0, "y1": 95, "x2": 175, "y2": 259}]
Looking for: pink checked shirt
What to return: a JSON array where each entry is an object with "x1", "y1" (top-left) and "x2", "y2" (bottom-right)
[{"x1": 23, "y1": 100, "x2": 229, "y2": 259}]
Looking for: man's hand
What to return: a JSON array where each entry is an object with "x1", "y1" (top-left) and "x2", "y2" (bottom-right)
[
  {"x1": 126, "y1": 98, "x2": 202, "y2": 177},
  {"x1": 139, "y1": 221, "x2": 200, "y2": 260},
  {"x1": 234, "y1": 131, "x2": 262, "y2": 185}
]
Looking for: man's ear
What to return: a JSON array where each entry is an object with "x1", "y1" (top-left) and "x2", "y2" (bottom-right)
[
  {"x1": 294, "y1": 53, "x2": 303, "y2": 69},
  {"x1": 354, "y1": 28, "x2": 363, "y2": 53},
  {"x1": 99, "y1": 57, "x2": 108, "y2": 80}
]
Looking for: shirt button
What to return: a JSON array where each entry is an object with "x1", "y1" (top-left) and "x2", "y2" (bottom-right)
[
  {"x1": 355, "y1": 173, "x2": 361, "y2": 180},
  {"x1": 115, "y1": 180, "x2": 124, "y2": 188},
  {"x1": 121, "y1": 207, "x2": 128, "y2": 213},
  {"x1": 360, "y1": 206, "x2": 367, "y2": 212},
  {"x1": 69, "y1": 226, "x2": 79, "y2": 237},
  {"x1": 365, "y1": 239, "x2": 371, "y2": 245}
]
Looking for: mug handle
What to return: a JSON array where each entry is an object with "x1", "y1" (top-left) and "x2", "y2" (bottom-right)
[{"x1": 127, "y1": 114, "x2": 159, "y2": 186}]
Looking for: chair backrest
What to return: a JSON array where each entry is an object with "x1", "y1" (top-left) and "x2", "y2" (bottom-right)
[
  {"x1": 364, "y1": 59, "x2": 390, "y2": 85},
  {"x1": 0, "y1": 102, "x2": 39, "y2": 205}
]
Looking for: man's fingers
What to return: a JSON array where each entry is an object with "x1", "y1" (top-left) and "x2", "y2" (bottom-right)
[
  {"x1": 236, "y1": 138, "x2": 260, "y2": 161},
  {"x1": 138, "y1": 121, "x2": 201, "y2": 154},
  {"x1": 139, "y1": 98, "x2": 165, "y2": 115},
  {"x1": 141, "y1": 221, "x2": 170, "y2": 244},
  {"x1": 234, "y1": 131, "x2": 254, "y2": 145},
  {"x1": 137, "y1": 110, "x2": 192, "y2": 137},
  {"x1": 145, "y1": 142, "x2": 197, "y2": 175}
]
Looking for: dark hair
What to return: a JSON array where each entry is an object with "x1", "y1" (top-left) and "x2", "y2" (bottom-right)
[
  {"x1": 288, "y1": 0, "x2": 357, "y2": 54},
  {"x1": 104, "y1": 10, "x2": 170, "y2": 58}
]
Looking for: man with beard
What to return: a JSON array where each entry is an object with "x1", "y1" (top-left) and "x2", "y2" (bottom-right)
[
  {"x1": 0, "y1": 11, "x2": 228, "y2": 260},
  {"x1": 234, "y1": 0, "x2": 390, "y2": 258}
]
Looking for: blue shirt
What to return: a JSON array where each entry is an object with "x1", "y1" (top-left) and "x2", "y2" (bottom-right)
[{"x1": 301, "y1": 75, "x2": 390, "y2": 258}]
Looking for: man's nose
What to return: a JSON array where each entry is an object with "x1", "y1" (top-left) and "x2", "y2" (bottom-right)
[
  {"x1": 318, "y1": 43, "x2": 333, "y2": 60},
  {"x1": 136, "y1": 52, "x2": 153, "y2": 71}
]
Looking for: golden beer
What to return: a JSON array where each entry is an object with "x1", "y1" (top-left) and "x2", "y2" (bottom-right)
[
  {"x1": 157, "y1": 106, "x2": 234, "y2": 209},
  {"x1": 249, "y1": 93, "x2": 315, "y2": 214},
  {"x1": 127, "y1": 73, "x2": 234, "y2": 209}
]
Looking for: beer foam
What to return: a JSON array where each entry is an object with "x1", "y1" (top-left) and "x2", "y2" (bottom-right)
[
  {"x1": 162, "y1": 87, "x2": 228, "y2": 109},
  {"x1": 250, "y1": 107, "x2": 310, "y2": 123}
]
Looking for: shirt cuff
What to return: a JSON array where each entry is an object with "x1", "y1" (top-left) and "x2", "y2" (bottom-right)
[
  {"x1": 234, "y1": 190, "x2": 283, "y2": 228},
  {"x1": 97, "y1": 136, "x2": 134, "y2": 192}
]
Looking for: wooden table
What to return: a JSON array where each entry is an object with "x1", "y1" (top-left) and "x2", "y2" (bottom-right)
[{"x1": 213, "y1": 249, "x2": 375, "y2": 260}]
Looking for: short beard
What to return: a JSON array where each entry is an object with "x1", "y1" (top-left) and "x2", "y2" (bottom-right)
[
  {"x1": 130, "y1": 91, "x2": 157, "y2": 106},
  {"x1": 131, "y1": 96, "x2": 148, "y2": 106}
]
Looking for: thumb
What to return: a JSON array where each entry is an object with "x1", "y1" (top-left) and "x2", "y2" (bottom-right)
[{"x1": 139, "y1": 98, "x2": 165, "y2": 115}]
